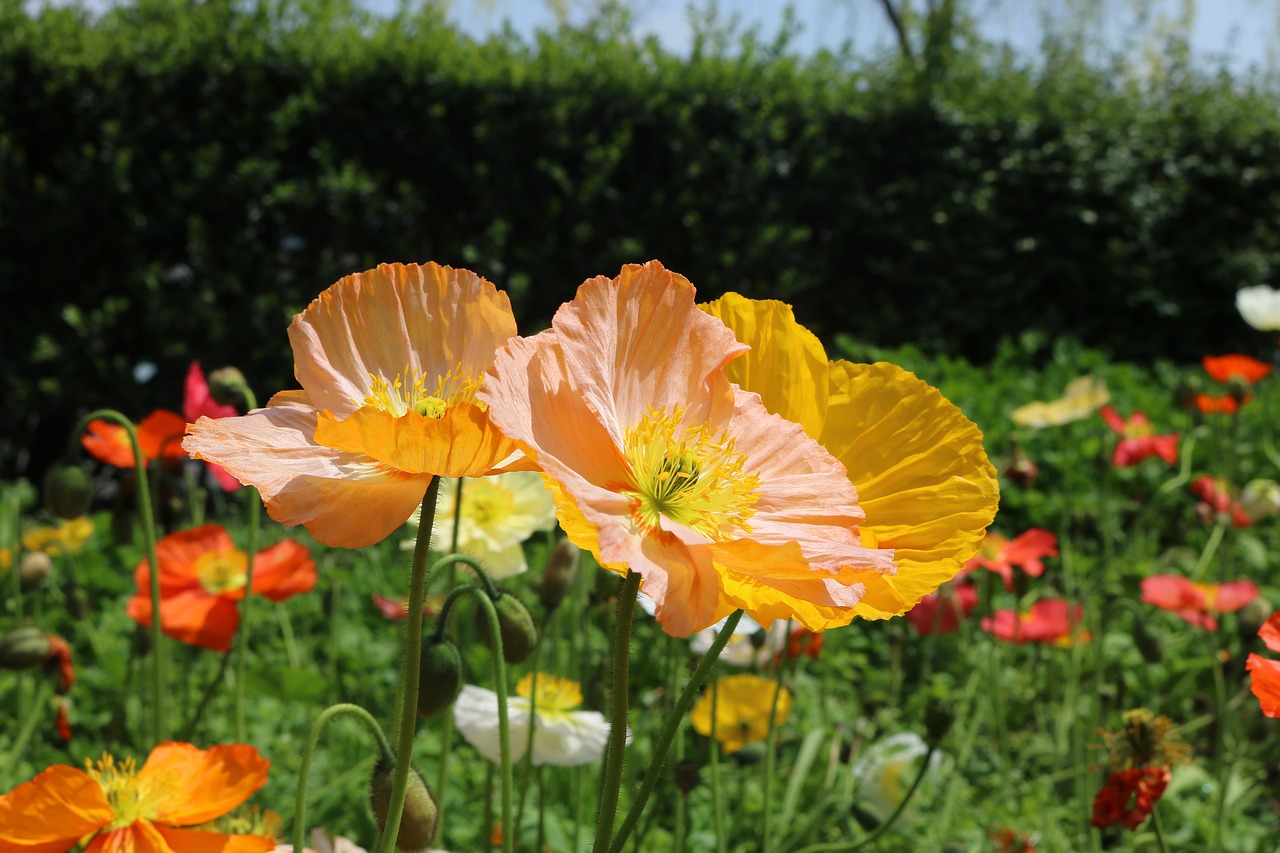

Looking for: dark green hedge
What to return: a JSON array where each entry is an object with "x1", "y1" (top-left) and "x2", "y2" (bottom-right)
[{"x1": 5, "y1": 0, "x2": 1280, "y2": 476}]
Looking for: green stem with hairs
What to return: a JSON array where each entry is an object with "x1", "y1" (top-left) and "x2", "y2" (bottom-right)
[
  {"x1": 593, "y1": 570, "x2": 642, "y2": 852},
  {"x1": 435, "y1": 476, "x2": 465, "y2": 846},
  {"x1": 710, "y1": 679, "x2": 726, "y2": 853}
]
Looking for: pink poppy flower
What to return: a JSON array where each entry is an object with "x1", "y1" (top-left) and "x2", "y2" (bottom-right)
[
  {"x1": 184, "y1": 362, "x2": 242, "y2": 491},
  {"x1": 963, "y1": 529, "x2": 1058, "y2": 589},
  {"x1": 981, "y1": 598, "x2": 1087, "y2": 646},
  {"x1": 1099, "y1": 407, "x2": 1179, "y2": 467},
  {"x1": 905, "y1": 582, "x2": 979, "y2": 635},
  {"x1": 1140, "y1": 574, "x2": 1259, "y2": 631}
]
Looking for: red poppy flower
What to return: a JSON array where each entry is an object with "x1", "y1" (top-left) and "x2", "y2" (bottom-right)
[
  {"x1": 1099, "y1": 407, "x2": 1178, "y2": 467},
  {"x1": 963, "y1": 529, "x2": 1058, "y2": 589},
  {"x1": 1140, "y1": 574, "x2": 1259, "y2": 631},
  {"x1": 127, "y1": 523, "x2": 316, "y2": 651},
  {"x1": 1202, "y1": 354, "x2": 1271, "y2": 384},
  {"x1": 906, "y1": 582, "x2": 979, "y2": 635},
  {"x1": 184, "y1": 362, "x2": 242, "y2": 491},
  {"x1": 1090, "y1": 767, "x2": 1170, "y2": 830},
  {"x1": 1195, "y1": 393, "x2": 1252, "y2": 414},
  {"x1": 1191, "y1": 476, "x2": 1251, "y2": 528},
  {"x1": 785, "y1": 625, "x2": 825, "y2": 660},
  {"x1": 372, "y1": 593, "x2": 442, "y2": 621},
  {"x1": 82, "y1": 409, "x2": 187, "y2": 468},
  {"x1": 55, "y1": 697, "x2": 72, "y2": 742},
  {"x1": 46, "y1": 635, "x2": 75, "y2": 693},
  {"x1": 981, "y1": 598, "x2": 1087, "y2": 646},
  {"x1": 1247, "y1": 653, "x2": 1280, "y2": 717},
  {"x1": 1259, "y1": 612, "x2": 1280, "y2": 652}
]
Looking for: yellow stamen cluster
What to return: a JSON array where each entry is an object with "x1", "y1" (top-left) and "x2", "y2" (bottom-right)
[
  {"x1": 86, "y1": 754, "x2": 145, "y2": 829},
  {"x1": 463, "y1": 479, "x2": 516, "y2": 526},
  {"x1": 363, "y1": 362, "x2": 484, "y2": 419},
  {"x1": 516, "y1": 673, "x2": 583, "y2": 717},
  {"x1": 195, "y1": 550, "x2": 249, "y2": 595},
  {"x1": 620, "y1": 406, "x2": 759, "y2": 541}
]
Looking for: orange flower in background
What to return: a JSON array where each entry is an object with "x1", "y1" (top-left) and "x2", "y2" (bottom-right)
[
  {"x1": 184, "y1": 263, "x2": 528, "y2": 548},
  {"x1": 1202, "y1": 354, "x2": 1271, "y2": 384},
  {"x1": 1091, "y1": 767, "x2": 1170, "y2": 830},
  {"x1": 1140, "y1": 574, "x2": 1259, "y2": 631},
  {"x1": 982, "y1": 598, "x2": 1087, "y2": 646},
  {"x1": 963, "y1": 528, "x2": 1058, "y2": 590},
  {"x1": 1194, "y1": 393, "x2": 1250, "y2": 414},
  {"x1": 0, "y1": 741, "x2": 272, "y2": 853},
  {"x1": 82, "y1": 409, "x2": 187, "y2": 468},
  {"x1": 127, "y1": 523, "x2": 316, "y2": 651},
  {"x1": 480, "y1": 262, "x2": 900, "y2": 636},
  {"x1": 1191, "y1": 476, "x2": 1251, "y2": 528},
  {"x1": 1248, "y1": 612, "x2": 1280, "y2": 717},
  {"x1": 1099, "y1": 407, "x2": 1179, "y2": 467},
  {"x1": 785, "y1": 625, "x2": 825, "y2": 661}
]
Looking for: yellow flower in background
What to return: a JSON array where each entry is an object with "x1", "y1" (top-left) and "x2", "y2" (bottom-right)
[
  {"x1": 403, "y1": 471, "x2": 556, "y2": 578},
  {"x1": 690, "y1": 672, "x2": 792, "y2": 753},
  {"x1": 22, "y1": 517, "x2": 94, "y2": 555},
  {"x1": 701, "y1": 294, "x2": 999, "y2": 623},
  {"x1": 1010, "y1": 376, "x2": 1110, "y2": 428}
]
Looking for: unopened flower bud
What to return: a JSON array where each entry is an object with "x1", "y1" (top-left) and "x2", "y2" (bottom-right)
[
  {"x1": 1132, "y1": 619, "x2": 1163, "y2": 664},
  {"x1": 1238, "y1": 597, "x2": 1273, "y2": 642},
  {"x1": 538, "y1": 537, "x2": 580, "y2": 611},
  {"x1": 0, "y1": 627, "x2": 51, "y2": 670},
  {"x1": 43, "y1": 464, "x2": 92, "y2": 520},
  {"x1": 924, "y1": 696, "x2": 955, "y2": 744},
  {"x1": 207, "y1": 366, "x2": 251, "y2": 407},
  {"x1": 19, "y1": 551, "x2": 53, "y2": 591},
  {"x1": 417, "y1": 636, "x2": 463, "y2": 717},
  {"x1": 478, "y1": 593, "x2": 539, "y2": 664},
  {"x1": 675, "y1": 758, "x2": 701, "y2": 794},
  {"x1": 370, "y1": 757, "x2": 438, "y2": 850}
]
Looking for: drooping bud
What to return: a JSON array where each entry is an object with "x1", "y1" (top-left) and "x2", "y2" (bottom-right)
[
  {"x1": 19, "y1": 551, "x2": 53, "y2": 591},
  {"x1": 1131, "y1": 618, "x2": 1164, "y2": 664},
  {"x1": 370, "y1": 756, "x2": 439, "y2": 850},
  {"x1": 0, "y1": 626, "x2": 52, "y2": 670},
  {"x1": 478, "y1": 592, "x2": 539, "y2": 664},
  {"x1": 538, "y1": 537, "x2": 580, "y2": 611},
  {"x1": 207, "y1": 366, "x2": 251, "y2": 407},
  {"x1": 417, "y1": 636, "x2": 463, "y2": 717},
  {"x1": 43, "y1": 464, "x2": 92, "y2": 520},
  {"x1": 675, "y1": 758, "x2": 701, "y2": 794}
]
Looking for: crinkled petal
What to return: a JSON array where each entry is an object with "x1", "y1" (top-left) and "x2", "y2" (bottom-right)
[
  {"x1": 820, "y1": 361, "x2": 999, "y2": 619},
  {"x1": 184, "y1": 391, "x2": 430, "y2": 547},
  {"x1": 0, "y1": 765, "x2": 111, "y2": 852},
  {"x1": 138, "y1": 743, "x2": 269, "y2": 825},
  {"x1": 234, "y1": 539, "x2": 316, "y2": 603}
]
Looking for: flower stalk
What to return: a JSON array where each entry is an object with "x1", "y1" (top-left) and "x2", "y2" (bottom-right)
[{"x1": 593, "y1": 570, "x2": 642, "y2": 851}]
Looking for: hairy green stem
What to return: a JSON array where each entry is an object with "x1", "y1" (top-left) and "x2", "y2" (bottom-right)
[
  {"x1": 593, "y1": 570, "x2": 642, "y2": 851},
  {"x1": 762, "y1": 639, "x2": 796, "y2": 853},
  {"x1": 434, "y1": 475, "x2": 465, "y2": 847}
]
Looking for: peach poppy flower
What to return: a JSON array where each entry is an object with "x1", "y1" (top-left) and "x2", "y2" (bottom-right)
[
  {"x1": 1140, "y1": 574, "x2": 1259, "y2": 631},
  {"x1": 184, "y1": 263, "x2": 528, "y2": 547},
  {"x1": 1202, "y1": 354, "x2": 1271, "y2": 384},
  {"x1": 82, "y1": 409, "x2": 187, "y2": 468},
  {"x1": 981, "y1": 598, "x2": 1087, "y2": 646},
  {"x1": 1099, "y1": 407, "x2": 1178, "y2": 467},
  {"x1": 126, "y1": 523, "x2": 316, "y2": 652},
  {"x1": 700, "y1": 293, "x2": 999, "y2": 622},
  {"x1": 479, "y1": 262, "x2": 897, "y2": 636},
  {"x1": 963, "y1": 529, "x2": 1058, "y2": 590},
  {"x1": 0, "y1": 741, "x2": 272, "y2": 853}
]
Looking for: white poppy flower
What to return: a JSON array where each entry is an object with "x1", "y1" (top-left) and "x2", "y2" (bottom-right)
[
  {"x1": 849, "y1": 732, "x2": 948, "y2": 823},
  {"x1": 689, "y1": 613, "x2": 789, "y2": 666},
  {"x1": 453, "y1": 674, "x2": 615, "y2": 766},
  {"x1": 404, "y1": 471, "x2": 556, "y2": 578},
  {"x1": 1237, "y1": 285, "x2": 1280, "y2": 332}
]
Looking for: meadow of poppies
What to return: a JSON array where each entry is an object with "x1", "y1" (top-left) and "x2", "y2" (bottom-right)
[{"x1": 2, "y1": 262, "x2": 1279, "y2": 852}]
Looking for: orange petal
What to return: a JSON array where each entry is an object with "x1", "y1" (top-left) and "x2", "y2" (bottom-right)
[
  {"x1": 138, "y1": 743, "x2": 268, "y2": 826},
  {"x1": 718, "y1": 569, "x2": 863, "y2": 632},
  {"x1": 289, "y1": 262, "x2": 517, "y2": 419},
  {"x1": 128, "y1": 589, "x2": 241, "y2": 652},
  {"x1": 134, "y1": 524, "x2": 237, "y2": 597},
  {"x1": 136, "y1": 410, "x2": 189, "y2": 462},
  {"x1": 82, "y1": 420, "x2": 137, "y2": 468},
  {"x1": 0, "y1": 765, "x2": 111, "y2": 852},
  {"x1": 184, "y1": 392, "x2": 430, "y2": 548},
  {"x1": 820, "y1": 361, "x2": 999, "y2": 619},
  {"x1": 153, "y1": 828, "x2": 274, "y2": 853},
  {"x1": 313, "y1": 401, "x2": 522, "y2": 478},
  {"x1": 238, "y1": 539, "x2": 316, "y2": 602},
  {"x1": 83, "y1": 823, "x2": 172, "y2": 853},
  {"x1": 1247, "y1": 654, "x2": 1280, "y2": 717}
]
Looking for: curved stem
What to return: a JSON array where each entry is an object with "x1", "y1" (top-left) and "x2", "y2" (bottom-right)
[
  {"x1": 593, "y1": 570, "x2": 642, "y2": 852},
  {"x1": 291, "y1": 703, "x2": 394, "y2": 852},
  {"x1": 608, "y1": 609, "x2": 744, "y2": 853},
  {"x1": 72, "y1": 409, "x2": 165, "y2": 742},
  {"x1": 373, "y1": 477, "x2": 442, "y2": 853}
]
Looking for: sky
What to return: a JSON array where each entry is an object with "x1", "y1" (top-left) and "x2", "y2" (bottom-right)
[{"x1": 433, "y1": 0, "x2": 1280, "y2": 75}]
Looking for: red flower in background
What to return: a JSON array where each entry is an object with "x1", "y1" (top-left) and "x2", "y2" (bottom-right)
[
  {"x1": 982, "y1": 598, "x2": 1087, "y2": 646},
  {"x1": 1195, "y1": 394, "x2": 1250, "y2": 414},
  {"x1": 1091, "y1": 767, "x2": 1170, "y2": 830},
  {"x1": 1140, "y1": 574, "x2": 1259, "y2": 631},
  {"x1": 1202, "y1": 354, "x2": 1272, "y2": 384},
  {"x1": 372, "y1": 593, "x2": 442, "y2": 621},
  {"x1": 785, "y1": 625, "x2": 825, "y2": 660},
  {"x1": 906, "y1": 582, "x2": 979, "y2": 635},
  {"x1": 82, "y1": 410, "x2": 187, "y2": 468},
  {"x1": 184, "y1": 362, "x2": 242, "y2": 491},
  {"x1": 1191, "y1": 476, "x2": 1252, "y2": 528},
  {"x1": 1099, "y1": 407, "x2": 1179, "y2": 467},
  {"x1": 1248, "y1": 612, "x2": 1280, "y2": 718},
  {"x1": 963, "y1": 529, "x2": 1058, "y2": 590}
]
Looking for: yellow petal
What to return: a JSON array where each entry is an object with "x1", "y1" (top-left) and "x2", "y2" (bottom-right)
[
  {"x1": 820, "y1": 361, "x2": 999, "y2": 619},
  {"x1": 700, "y1": 293, "x2": 828, "y2": 440}
]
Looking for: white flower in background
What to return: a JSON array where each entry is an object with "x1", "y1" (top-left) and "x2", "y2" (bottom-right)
[
  {"x1": 404, "y1": 471, "x2": 556, "y2": 578},
  {"x1": 453, "y1": 673, "x2": 616, "y2": 766},
  {"x1": 1237, "y1": 285, "x2": 1280, "y2": 332},
  {"x1": 690, "y1": 613, "x2": 789, "y2": 666},
  {"x1": 274, "y1": 830, "x2": 447, "y2": 853},
  {"x1": 849, "y1": 732, "x2": 949, "y2": 824}
]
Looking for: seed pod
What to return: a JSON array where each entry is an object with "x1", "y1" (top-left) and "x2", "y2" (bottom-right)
[
  {"x1": 0, "y1": 627, "x2": 51, "y2": 670},
  {"x1": 19, "y1": 551, "x2": 53, "y2": 591},
  {"x1": 370, "y1": 757, "x2": 438, "y2": 850},
  {"x1": 478, "y1": 593, "x2": 539, "y2": 664},
  {"x1": 538, "y1": 537, "x2": 580, "y2": 611},
  {"x1": 417, "y1": 636, "x2": 463, "y2": 718},
  {"x1": 43, "y1": 464, "x2": 92, "y2": 520},
  {"x1": 207, "y1": 366, "x2": 250, "y2": 406}
]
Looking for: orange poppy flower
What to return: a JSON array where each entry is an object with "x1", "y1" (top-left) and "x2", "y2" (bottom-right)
[
  {"x1": 480, "y1": 262, "x2": 898, "y2": 636},
  {"x1": 0, "y1": 741, "x2": 273, "y2": 853},
  {"x1": 82, "y1": 409, "x2": 188, "y2": 468},
  {"x1": 1194, "y1": 393, "x2": 1251, "y2": 414},
  {"x1": 981, "y1": 598, "x2": 1087, "y2": 646},
  {"x1": 126, "y1": 523, "x2": 316, "y2": 652},
  {"x1": 184, "y1": 263, "x2": 529, "y2": 547},
  {"x1": 1260, "y1": 611, "x2": 1280, "y2": 652},
  {"x1": 1140, "y1": 573, "x2": 1259, "y2": 631},
  {"x1": 1248, "y1": 653, "x2": 1280, "y2": 717},
  {"x1": 1202, "y1": 354, "x2": 1271, "y2": 384},
  {"x1": 1090, "y1": 767, "x2": 1170, "y2": 830},
  {"x1": 963, "y1": 528, "x2": 1058, "y2": 590}
]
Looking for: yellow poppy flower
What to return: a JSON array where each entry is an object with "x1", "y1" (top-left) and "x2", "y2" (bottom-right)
[
  {"x1": 22, "y1": 516, "x2": 94, "y2": 555},
  {"x1": 690, "y1": 672, "x2": 792, "y2": 753},
  {"x1": 1010, "y1": 376, "x2": 1110, "y2": 428}
]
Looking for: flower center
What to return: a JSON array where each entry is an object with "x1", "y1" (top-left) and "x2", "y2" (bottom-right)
[
  {"x1": 464, "y1": 479, "x2": 516, "y2": 526},
  {"x1": 86, "y1": 754, "x2": 147, "y2": 829},
  {"x1": 979, "y1": 535, "x2": 1007, "y2": 560},
  {"x1": 619, "y1": 406, "x2": 759, "y2": 541},
  {"x1": 363, "y1": 363, "x2": 483, "y2": 419},
  {"x1": 516, "y1": 673, "x2": 583, "y2": 718},
  {"x1": 195, "y1": 550, "x2": 249, "y2": 595}
]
